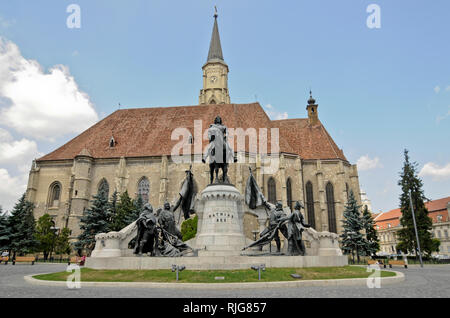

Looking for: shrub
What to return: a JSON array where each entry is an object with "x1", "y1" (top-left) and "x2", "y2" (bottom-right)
[{"x1": 181, "y1": 215, "x2": 198, "y2": 242}]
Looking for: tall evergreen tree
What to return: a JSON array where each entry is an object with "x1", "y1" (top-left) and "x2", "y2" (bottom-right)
[
  {"x1": 108, "y1": 190, "x2": 118, "y2": 224},
  {"x1": 111, "y1": 191, "x2": 136, "y2": 231},
  {"x1": 0, "y1": 207, "x2": 11, "y2": 251},
  {"x1": 74, "y1": 190, "x2": 111, "y2": 254},
  {"x1": 8, "y1": 194, "x2": 38, "y2": 257},
  {"x1": 340, "y1": 190, "x2": 367, "y2": 263},
  {"x1": 125, "y1": 196, "x2": 143, "y2": 225},
  {"x1": 396, "y1": 150, "x2": 437, "y2": 256},
  {"x1": 34, "y1": 214, "x2": 57, "y2": 260},
  {"x1": 361, "y1": 205, "x2": 380, "y2": 257}
]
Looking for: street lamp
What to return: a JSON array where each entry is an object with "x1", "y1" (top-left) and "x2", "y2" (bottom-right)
[
  {"x1": 49, "y1": 221, "x2": 60, "y2": 262},
  {"x1": 409, "y1": 190, "x2": 424, "y2": 268}
]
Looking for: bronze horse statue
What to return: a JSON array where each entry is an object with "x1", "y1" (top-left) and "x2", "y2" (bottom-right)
[{"x1": 202, "y1": 116, "x2": 236, "y2": 184}]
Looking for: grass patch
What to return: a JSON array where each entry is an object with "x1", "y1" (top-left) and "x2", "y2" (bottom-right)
[{"x1": 33, "y1": 266, "x2": 395, "y2": 283}]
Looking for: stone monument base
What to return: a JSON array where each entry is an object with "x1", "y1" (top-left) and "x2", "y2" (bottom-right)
[{"x1": 86, "y1": 255, "x2": 348, "y2": 270}]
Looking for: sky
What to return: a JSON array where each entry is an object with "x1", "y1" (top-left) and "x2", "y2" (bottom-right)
[{"x1": 0, "y1": 0, "x2": 449, "y2": 213}]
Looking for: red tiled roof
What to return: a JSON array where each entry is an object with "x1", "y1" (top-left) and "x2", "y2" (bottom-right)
[
  {"x1": 426, "y1": 196, "x2": 450, "y2": 212},
  {"x1": 272, "y1": 118, "x2": 347, "y2": 160},
  {"x1": 38, "y1": 103, "x2": 348, "y2": 162}
]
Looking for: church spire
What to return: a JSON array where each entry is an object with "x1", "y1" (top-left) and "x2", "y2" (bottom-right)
[
  {"x1": 199, "y1": 7, "x2": 230, "y2": 105},
  {"x1": 207, "y1": 7, "x2": 224, "y2": 62}
]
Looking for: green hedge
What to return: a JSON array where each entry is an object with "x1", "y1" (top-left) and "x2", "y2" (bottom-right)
[{"x1": 181, "y1": 215, "x2": 198, "y2": 242}]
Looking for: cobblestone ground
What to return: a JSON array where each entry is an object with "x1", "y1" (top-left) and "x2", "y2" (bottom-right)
[{"x1": 0, "y1": 264, "x2": 449, "y2": 298}]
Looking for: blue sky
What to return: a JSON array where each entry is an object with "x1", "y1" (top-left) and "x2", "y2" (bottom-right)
[{"x1": 0, "y1": 0, "x2": 449, "y2": 212}]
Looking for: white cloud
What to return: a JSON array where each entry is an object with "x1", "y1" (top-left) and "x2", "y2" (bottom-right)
[
  {"x1": 265, "y1": 104, "x2": 288, "y2": 120},
  {"x1": 434, "y1": 86, "x2": 441, "y2": 93},
  {"x1": 0, "y1": 168, "x2": 28, "y2": 212},
  {"x1": 419, "y1": 162, "x2": 450, "y2": 181},
  {"x1": 0, "y1": 37, "x2": 98, "y2": 141},
  {"x1": 446, "y1": 85, "x2": 450, "y2": 91},
  {"x1": 357, "y1": 155, "x2": 382, "y2": 171},
  {"x1": 0, "y1": 136, "x2": 41, "y2": 166}
]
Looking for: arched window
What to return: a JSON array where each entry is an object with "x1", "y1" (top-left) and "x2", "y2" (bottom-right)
[
  {"x1": 305, "y1": 181, "x2": 316, "y2": 229},
  {"x1": 48, "y1": 182, "x2": 61, "y2": 207},
  {"x1": 98, "y1": 179, "x2": 109, "y2": 199},
  {"x1": 268, "y1": 177, "x2": 276, "y2": 204},
  {"x1": 286, "y1": 178, "x2": 293, "y2": 211},
  {"x1": 138, "y1": 177, "x2": 150, "y2": 203},
  {"x1": 326, "y1": 182, "x2": 337, "y2": 233}
]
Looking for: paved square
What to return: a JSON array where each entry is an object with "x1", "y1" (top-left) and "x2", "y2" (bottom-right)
[{"x1": 0, "y1": 264, "x2": 449, "y2": 298}]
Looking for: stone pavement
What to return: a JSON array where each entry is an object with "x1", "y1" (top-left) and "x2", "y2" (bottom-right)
[{"x1": 0, "y1": 264, "x2": 449, "y2": 298}]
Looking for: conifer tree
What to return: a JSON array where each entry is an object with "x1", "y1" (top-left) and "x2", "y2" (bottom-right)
[
  {"x1": 75, "y1": 189, "x2": 111, "y2": 254},
  {"x1": 8, "y1": 194, "x2": 38, "y2": 257},
  {"x1": 125, "y1": 196, "x2": 143, "y2": 225},
  {"x1": 361, "y1": 205, "x2": 379, "y2": 257},
  {"x1": 111, "y1": 191, "x2": 136, "y2": 231},
  {"x1": 396, "y1": 150, "x2": 437, "y2": 256},
  {"x1": 340, "y1": 190, "x2": 367, "y2": 263},
  {"x1": 0, "y1": 207, "x2": 10, "y2": 251}
]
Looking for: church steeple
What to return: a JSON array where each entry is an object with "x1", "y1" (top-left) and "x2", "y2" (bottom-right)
[
  {"x1": 207, "y1": 9, "x2": 224, "y2": 62},
  {"x1": 307, "y1": 90, "x2": 319, "y2": 126},
  {"x1": 199, "y1": 8, "x2": 231, "y2": 105}
]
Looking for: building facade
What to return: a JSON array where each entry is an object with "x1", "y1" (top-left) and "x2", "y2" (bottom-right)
[
  {"x1": 25, "y1": 13, "x2": 362, "y2": 241},
  {"x1": 374, "y1": 196, "x2": 450, "y2": 256}
]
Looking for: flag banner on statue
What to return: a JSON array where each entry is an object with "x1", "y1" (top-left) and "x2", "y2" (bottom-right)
[{"x1": 245, "y1": 172, "x2": 264, "y2": 209}]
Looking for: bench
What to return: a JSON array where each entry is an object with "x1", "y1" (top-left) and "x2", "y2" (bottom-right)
[
  {"x1": 12, "y1": 256, "x2": 35, "y2": 265},
  {"x1": 0, "y1": 256, "x2": 9, "y2": 265},
  {"x1": 367, "y1": 259, "x2": 384, "y2": 266},
  {"x1": 388, "y1": 260, "x2": 407, "y2": 268}
]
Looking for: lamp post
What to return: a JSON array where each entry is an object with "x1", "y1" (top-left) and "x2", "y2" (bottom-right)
[
  {"x1": 409, "y1": 190, "x2": 423, "y2": 268},
  {"x1": 49, "y1": 220, "x2": 60, "y2": 262}
]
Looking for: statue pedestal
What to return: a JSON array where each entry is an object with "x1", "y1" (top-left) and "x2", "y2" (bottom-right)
[{"x1": 194, "y1": 184, "x2": 246, "y2": 256}]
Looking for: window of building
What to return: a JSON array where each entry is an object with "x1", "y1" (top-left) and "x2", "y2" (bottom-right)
[
  {"x1": 98, "y1": 179, "x2": 109, "y2": 199},
  {"x1": 388, "y1": 223, "x2": 391, "y2": 228},
  {"x1": 48, "y1": 182, "x2": 61, "y2": 208},
  {"x1": 305, "y1": 181, "x2": 316, "y2": 229},
  {"x1": 326, "y1": 182, "x2": 337, "y2": 233},
  {"x1": 437, "y1": 215, "x2": 443, "y2": 222},
  {"x1": 138, "y1": 177, "x2": 150, "y2": 203},
  {"x1": 268, "y1": 177, "x2": 276, "y2": 204},
  {"x1": 444, "y1": 230, "x2": 448, "y2": 238},
  {"x1": 286, "y1": 178, "x2": 293, "y2": 211},
  {"x1": 437, "y1": 230, "x2": 442, "y2": 238},
  {"x1": 345, "y1": 183, "x2": 349, "y2": 201}
]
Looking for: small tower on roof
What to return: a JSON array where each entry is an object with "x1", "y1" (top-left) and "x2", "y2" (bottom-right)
[
  {"x1": 306, "y1": 90, "x2": 319, "y2": 125},
  {"x1": 199, "y1": 7, "x2": 231, "y2": 105}
]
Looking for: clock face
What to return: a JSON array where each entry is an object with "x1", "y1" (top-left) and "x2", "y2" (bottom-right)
[{"x1": 210, "y1": 76, "x2": 218, "y2": 83}]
